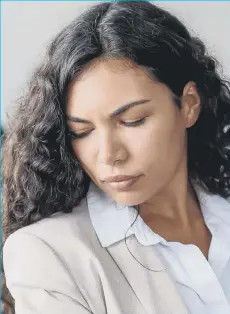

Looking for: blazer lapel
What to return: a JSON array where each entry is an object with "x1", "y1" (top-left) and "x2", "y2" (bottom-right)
[{"x1": 107, "y1": 235, "x2": 190, "y2": 314}]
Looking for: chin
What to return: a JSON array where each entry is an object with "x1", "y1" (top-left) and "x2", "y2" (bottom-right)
[{"x1": 109, "y1": 190, "x2": 148, "y2": 207}]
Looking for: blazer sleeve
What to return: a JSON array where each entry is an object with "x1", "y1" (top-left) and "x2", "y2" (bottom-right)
[{"x1": 3, "y1": 231, "x2": 93, "y2": 314}]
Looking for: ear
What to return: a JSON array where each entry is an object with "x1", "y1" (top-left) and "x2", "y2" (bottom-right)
[{"x1": 180, "y1": 81, "x2": 201, "y2": 128}]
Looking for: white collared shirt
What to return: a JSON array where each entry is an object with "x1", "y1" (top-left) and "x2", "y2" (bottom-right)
[{"x1": 87, "y1": 183, "x2": 230, "y2": 314}]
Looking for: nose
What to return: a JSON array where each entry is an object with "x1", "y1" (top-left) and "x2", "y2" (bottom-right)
[{"x1": 98, "y1": 130, "x2": 128, "y2": 166}]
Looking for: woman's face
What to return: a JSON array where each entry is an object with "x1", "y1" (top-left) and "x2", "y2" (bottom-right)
[{"x1": 66, "y1": 58, "x2": 197, "y2": 206}]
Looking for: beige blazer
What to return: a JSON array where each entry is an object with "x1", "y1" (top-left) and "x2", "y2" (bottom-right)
[{"x1": 3, "y1": 198, "x2": 190, "y2": 314}]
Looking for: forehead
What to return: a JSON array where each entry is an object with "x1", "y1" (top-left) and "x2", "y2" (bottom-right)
[{"x1": 66, "y1": 58, "x2": 155, "y2": 116}]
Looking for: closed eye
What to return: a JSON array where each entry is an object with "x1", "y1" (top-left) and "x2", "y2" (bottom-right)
[
  {"x1": 68, "y1": 129, "x2": 93, "y2": 140},
  {"x1": 68, "y1": 117, "x2": 146, "y2": 140},
  {"x1": 121, "y1": 117, "x2": 146, "y2": 127}
]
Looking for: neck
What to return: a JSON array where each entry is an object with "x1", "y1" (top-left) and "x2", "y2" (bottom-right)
[{"x1": 139, "y1": 162, "x2": 201, "y2": 229}]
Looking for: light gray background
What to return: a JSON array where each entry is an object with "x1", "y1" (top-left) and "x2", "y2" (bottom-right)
[{"x1": 2, "y1": 1, "x2": 230, "y2": 129}]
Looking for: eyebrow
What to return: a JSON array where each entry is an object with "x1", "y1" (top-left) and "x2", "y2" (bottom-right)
[{"x1": 66, "y1": 99, "x2": 151, "y2": 124}]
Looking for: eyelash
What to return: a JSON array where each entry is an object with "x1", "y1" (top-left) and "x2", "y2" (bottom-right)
[
  {"x1": 68, "y1": 117, "x2": 146, "y2": 140},
  {"x1": 121, "y1": 117, "x2": 146, "y2": 127}
]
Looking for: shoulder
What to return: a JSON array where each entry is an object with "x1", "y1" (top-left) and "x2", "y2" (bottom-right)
[
  {"x1": 3, "y1": 197, "x2": 105, "y2": 294},
  {"x1": 5, "y1": 197, "x2": 95, "y2": 249},
  {"x1": 3, "y1": 197, "x2": 101, "y2": 276},
  {"x1": 3, "y1": 199, "x2": 102, "y2": 311}
]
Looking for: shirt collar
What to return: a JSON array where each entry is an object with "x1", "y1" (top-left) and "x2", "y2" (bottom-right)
[
  {"x1": 86, "y1": 182, "x2": 138, "y2": 247},
  {"x1": 87, "y1": 182, "x2": 230, "y2": 248},
  {"x1": 195, "y1": 185, "x2": 230, "y2": 242}
]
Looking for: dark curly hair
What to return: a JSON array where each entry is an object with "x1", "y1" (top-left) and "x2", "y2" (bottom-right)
[{"x1": 2, "y1": 1, "x2": 230, "y2": 312}]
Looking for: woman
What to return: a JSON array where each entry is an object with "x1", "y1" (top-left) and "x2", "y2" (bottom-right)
[{"x1": 2, "y1": 1, "x2": 230, "y2": 313}]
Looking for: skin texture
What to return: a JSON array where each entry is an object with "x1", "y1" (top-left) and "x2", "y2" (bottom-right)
[{"x1": 66, "y1": 58, "x2": 211, "y2": 258}]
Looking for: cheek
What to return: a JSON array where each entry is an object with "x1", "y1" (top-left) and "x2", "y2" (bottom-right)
[
  {"x1": 134, "y1": 119, "x2": 186, "y2": 171},
  {"x1": 72, "y1": 141, "x2": 95, "y2": 174}
]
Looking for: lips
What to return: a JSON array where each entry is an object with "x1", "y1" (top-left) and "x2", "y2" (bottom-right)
[
  {"x1": 103, "y1": 175, "x2": 139, "y2": 183},
  {"x1": 103, "y1": 175, "x2": 142, "y2": 191}
]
